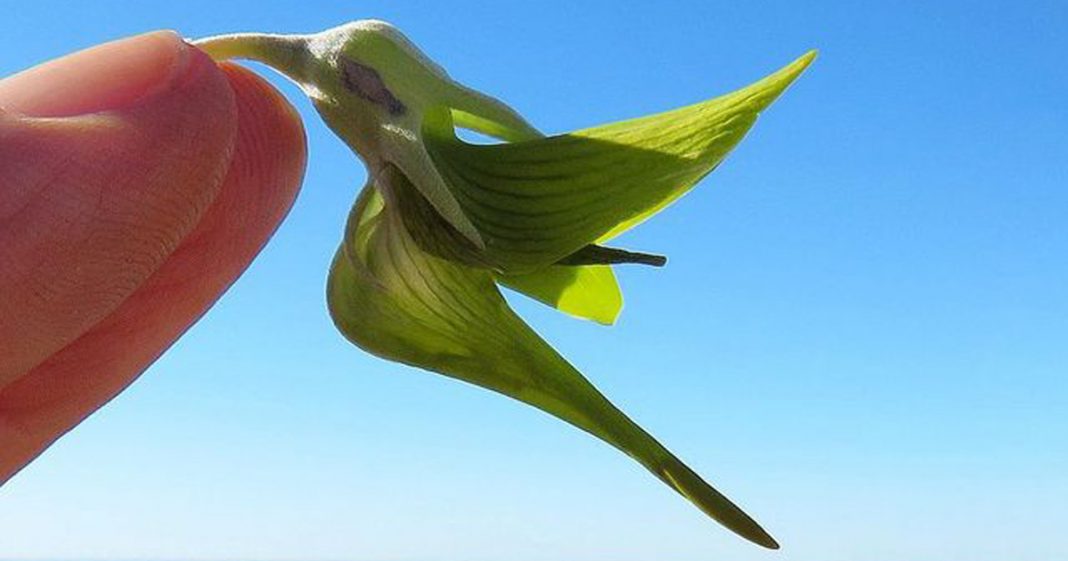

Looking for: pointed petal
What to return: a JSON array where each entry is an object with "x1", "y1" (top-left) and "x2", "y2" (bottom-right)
[
  {"x1": 327, "y1": 168, "x2": 777, "y2": 548},
  {"x1": 423, "y1": 51, "x2": 816, "y2": 272}
]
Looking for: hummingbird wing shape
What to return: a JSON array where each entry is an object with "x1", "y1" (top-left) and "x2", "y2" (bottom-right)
[
  {"x1": 441, "y1": 84, "x2": 629, "y2": 325},
  {"x1": 328, "y1": 169, "x2": 778, "y2": 548},
  {"x1": 420, "y1": 51, "x2": 815, "y2": 273},
  {"x1": 392, "y1": 51, "x2": 812, "y2": 326}
]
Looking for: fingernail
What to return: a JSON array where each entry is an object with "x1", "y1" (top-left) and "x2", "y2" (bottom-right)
[{"x1": 0, "y1": 30, "x2": 191, "y2": 118}]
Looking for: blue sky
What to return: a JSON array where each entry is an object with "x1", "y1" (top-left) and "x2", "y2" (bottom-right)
[{"x1": 1, "y1": 1, "x2": 1066, "y2": 560}]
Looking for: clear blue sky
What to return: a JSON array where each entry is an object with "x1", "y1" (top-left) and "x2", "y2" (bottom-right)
[{"x1": 2, "y1": 1, "x2": 1066, "y2": 560}]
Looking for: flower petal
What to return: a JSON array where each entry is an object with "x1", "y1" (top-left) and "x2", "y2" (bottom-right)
[
  {"x1": 423, "y1": 51, "x2": 816, "y2": 272},
  {"x1": 327, "y1": 167, "x2": 778, "y2": 548},
  {"x1": 497, "y1": 264, "x2": 623, "y2": 325}
]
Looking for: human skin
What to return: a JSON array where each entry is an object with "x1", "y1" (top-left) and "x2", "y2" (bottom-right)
[{"x1": 0, "y1": 31, "x2": 307, "y2": 483}]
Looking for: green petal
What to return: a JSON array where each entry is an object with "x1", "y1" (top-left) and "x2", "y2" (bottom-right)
[
  {"x1": 385, "y1": 142, "x2": 629, "y2": 324},
  {"x1": 497, "y1": 264, "x2": 623, "y2": 325},
  {"x1": 444, "y1": 88, "x2": 628, "y2": 326},
  {"x1": 445, "y1": 88, "x2": 542, "y2": 143},
  {"x1": 328, "y1": 168, "x2": 778, "y2": 549},
  {"x1": 423, "y1": 51, "x2": 816, "y2": 272}
]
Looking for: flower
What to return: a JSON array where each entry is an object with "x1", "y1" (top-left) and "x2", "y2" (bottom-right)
[{"x1": 197, "y1": 20, "x2": 814, "y2": 548}]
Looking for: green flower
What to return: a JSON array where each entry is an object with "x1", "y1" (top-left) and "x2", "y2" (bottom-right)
[{"x1": 197, "y1": 20, "x2": 813, "y2": 549}]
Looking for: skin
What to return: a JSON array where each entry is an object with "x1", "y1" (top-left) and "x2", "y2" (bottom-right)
[{"x1": 0, "y1": 31, "x2": 307, "y2": 484}]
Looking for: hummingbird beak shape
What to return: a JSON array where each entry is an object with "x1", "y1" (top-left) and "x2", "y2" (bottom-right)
[{"x1": 197, "y1": 20, "x2": 814, "y2": 549}]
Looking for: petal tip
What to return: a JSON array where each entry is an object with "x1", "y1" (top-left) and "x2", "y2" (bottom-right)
[{"x1": 744, "y1": 49, "x2": 817, "y2": 113}]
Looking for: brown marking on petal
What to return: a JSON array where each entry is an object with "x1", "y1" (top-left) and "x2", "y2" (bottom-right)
[{"x1": 339, "y1": 57, "x2": 406, "y2": 116}]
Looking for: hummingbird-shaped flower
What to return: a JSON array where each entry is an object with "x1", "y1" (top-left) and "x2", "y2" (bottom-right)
[{"x1": 197, "y1": 20, "x2": 813, "y2": 549}]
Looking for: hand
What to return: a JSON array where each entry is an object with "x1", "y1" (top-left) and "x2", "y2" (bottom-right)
[{"x1": 0, "y1": 31, "x2": 306, "y2": 483}]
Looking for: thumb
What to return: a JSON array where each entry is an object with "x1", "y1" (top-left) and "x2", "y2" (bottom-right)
[
  {"x1": 0, "y1": 33, "x2": 306, "y2": 484},
  {"x1": 0, "y1": 31, "x2": 239, "y2": 385}
]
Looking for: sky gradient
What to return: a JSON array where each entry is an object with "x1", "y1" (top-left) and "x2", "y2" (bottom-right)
[{"x1": 1, "y1": 1, "x2": 1066, "y2": 560}]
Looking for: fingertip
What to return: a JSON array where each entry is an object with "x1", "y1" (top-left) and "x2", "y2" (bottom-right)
[
  {"x1": 216, "y1": 61, "x2": 308, "y2": 219},
  {"x1": 218, "y1": 60, "x2": 306, "y2": 139},
  {"x1": 0, "y1": 56, "x2": 309, "y2": 484},
  {"x1": 0, "y1": 31, "x2": 240, "y2": 386},
  {"x1": 0, "y1": 37, "x2": 309, "y2": 483}
]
